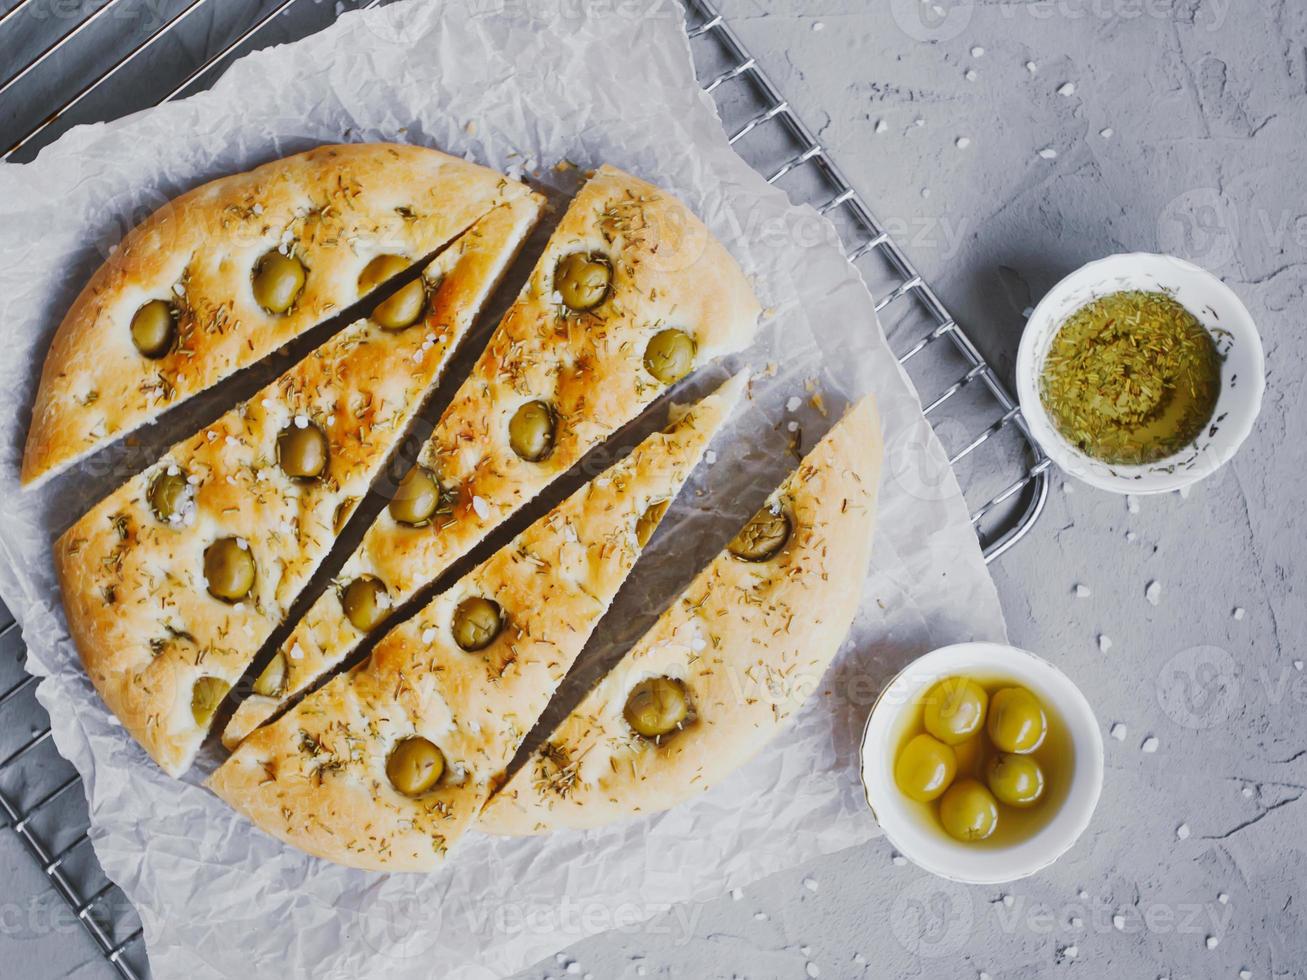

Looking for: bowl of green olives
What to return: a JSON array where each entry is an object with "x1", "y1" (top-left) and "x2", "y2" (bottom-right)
[{"x1": 859, "y1": 642, "x2": 1103, "y2": 884}]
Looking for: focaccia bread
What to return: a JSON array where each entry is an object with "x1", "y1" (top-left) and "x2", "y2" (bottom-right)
[
  {"x1": 55, "y1": 192, "x2": 544, "y2": 777},
  {"x1": 479, "y1": 394, "x2": 883, "y2": 836},
  {"x1": 207, "y1": 373, "x2": 746, "y2": 871},
  {"x1": 24, "y1": 142, "x2": 536, "y2": 487},
  {"x1": 221, "y1": 164, "x2": 761, "y2": 749}
]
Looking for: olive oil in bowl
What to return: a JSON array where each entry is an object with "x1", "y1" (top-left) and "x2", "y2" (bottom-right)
[
  {"x1": 891, "y1": 675, "x2": 1075, "y2": 849},
  {"x1": 1038, "y1": 290, "x2": 1222, "y2": 466}
]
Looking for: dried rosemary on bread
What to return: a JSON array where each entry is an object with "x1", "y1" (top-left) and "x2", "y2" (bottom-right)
[
  {"x1": 221, "y1": 165, "x2": 761, "y2": 750},
  {"x1": 25, "y1": 143, "x2": 533, "y2": 487},
  {"x1": 55, "y1": 193, "x2": 543, "y2": 776},
  {"x1": 207, "y1": 374, "x2": 746, "y2": 871},
  {"x1": 479, "y1": 394, "x2": 883, "y2": 835}
]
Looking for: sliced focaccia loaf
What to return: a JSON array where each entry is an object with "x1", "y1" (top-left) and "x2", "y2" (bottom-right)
[
  {"x1": 54, "y1": 192, "x2": 544, "y2": 777},
  {"x1": 207, "y1": 374, "x2": 746, "y2": 871},
  {"x1": 24, "y1": 143, "x2": 535, "y2": 487},
  {"x1": 221, "y1": 164, "x2": 761, "y2": 749},
  {"x1": 479, "y1": 394, "x2": 883, "y2": 836}
]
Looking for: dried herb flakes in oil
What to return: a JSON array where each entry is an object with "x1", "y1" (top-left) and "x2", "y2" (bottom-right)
[{"x1": 1039, "y1": 290, "x2": 1221, "y2": 465}]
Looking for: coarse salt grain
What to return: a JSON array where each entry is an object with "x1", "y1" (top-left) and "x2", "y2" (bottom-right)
[
  {"x1": 472, "y1": 496, "x2": 490, "y2": 519},
  {"x1": 1057, "y1": 82, "x2": 1076, "y2": 96},
  {"x1": 1146, "y1": 580, "x2": 1162, "y2": 605},
  {"x1": 1177, "y1": 823, "x2": 1190, "y2": 840},
  {"x1": 786, "y1": 396, "x2": 801, "y2": 412},
  {"x1": 1098, "y1": 634, "x2": 1113, "y2": 653},
  {"x1": 1038, "y1": 147, "x2": 1058, "y2": 160},
  {"x1": 1141, "y1": 736, "x2": 1159, "y2": 753},
  {"x1": 1074, "y1": 583, "x2": 1091, "y2": 598},
  {"x1": 1111, "y1": 723, "x2": 1127, "y2": 741}
]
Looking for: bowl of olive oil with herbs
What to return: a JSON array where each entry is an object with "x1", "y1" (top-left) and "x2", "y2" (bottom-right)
[{"x1": 1017, "y1": 253, "x2": 1264, "y2": 494}]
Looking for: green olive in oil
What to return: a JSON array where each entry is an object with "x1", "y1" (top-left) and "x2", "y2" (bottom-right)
[
  {"x1": 1039, "y1": 290, "x2": 1222, "y2": 465},
  {"x1": 893, "y1": 675, "x2": 1074, "y2": 847}
]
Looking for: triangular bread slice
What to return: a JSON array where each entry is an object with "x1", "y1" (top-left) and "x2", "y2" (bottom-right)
[
  {"x1": 479, "y1": 394, "x2": 883, "y2": 836},
  {"x1": 207, "y1": 373, "x2": 746, "y2": 871},
  {"x1": 221, "y1": 164, "x2": 761, "y2": 749},
  {"x1": 54, "y1": 193, "x2": 544, "y2": 777},
  {"x1": 24, "y1": 143, "x2": 536, "y2": 487}
]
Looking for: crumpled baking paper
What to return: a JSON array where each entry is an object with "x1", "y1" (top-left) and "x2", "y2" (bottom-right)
[{"x1": 0, "y1": 2, "x2": 1007, "y2": 977}]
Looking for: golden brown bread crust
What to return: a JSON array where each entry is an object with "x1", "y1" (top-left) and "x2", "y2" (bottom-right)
[
  {"x1": 222, "y1": 164, "x2": 762, "y2": 749},
  {"x1": 206, "y1": 375, "x2": 746, "y2": 871},
  {"x1": 478, "y1": 395, "x2": 883, "y2": 836},
  {"x1": 54, "y1": 194, "x2": 544, "y2": 776},
  {"x1": 24, "y1": 143, "x2": 536, "y2": 488}
]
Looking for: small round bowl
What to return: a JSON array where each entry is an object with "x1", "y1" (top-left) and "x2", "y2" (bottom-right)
[
  {"x1": 860, "y1": 642, "x2": 1103, "y2": 885},
  {"x1": 1015, "y1": 252, "x2": 1265, "y2": 494}
]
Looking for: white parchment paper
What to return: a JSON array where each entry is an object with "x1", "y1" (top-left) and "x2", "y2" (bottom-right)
[{"x1": 0, "y1": 2, "x2": 1007, "y2": 977}]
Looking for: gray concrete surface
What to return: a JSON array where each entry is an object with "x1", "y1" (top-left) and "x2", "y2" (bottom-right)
[{"x1": 3, "y1": 1, "x2": 1304, "y2": 978}]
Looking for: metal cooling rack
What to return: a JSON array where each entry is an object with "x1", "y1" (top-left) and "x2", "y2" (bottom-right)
[{"x1": 0, "y1": 1, "x2": 1050, "y2": 977}]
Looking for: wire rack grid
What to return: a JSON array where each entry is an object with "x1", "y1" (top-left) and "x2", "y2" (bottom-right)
[{"x1": 0, "y1": 1, "x2": 1051, "y2": 977}]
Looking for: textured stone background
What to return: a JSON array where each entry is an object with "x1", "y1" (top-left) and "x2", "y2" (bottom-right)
[{"x1": 2, "y1": 1, "x2": 1303, "y2": 978}]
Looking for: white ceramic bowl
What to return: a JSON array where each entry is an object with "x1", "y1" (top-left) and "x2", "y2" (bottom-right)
[
  {"x1": 860, "y1": 642, "x2": 1103, "y2": 885},
  {"x1": 1015, "y1": 252, "x2": 1265, "y2": 494}
]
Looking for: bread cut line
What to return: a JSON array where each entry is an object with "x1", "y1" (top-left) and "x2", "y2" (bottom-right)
[
  {"x1": 221, "y1": 164, "x2": 762, "y2": 750},
  {"x1": 208, "y1": 373, "x2": 747, "y2": 871},
  {"x1": 23, "y1": 143, "x2": 536, "y2": 488},
  {"x1": 54, "y1": 191, "x2": 544, "y2": 777},
  {"x1": 479, "y1": 394, "x2": 883, "y2": 836}
]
